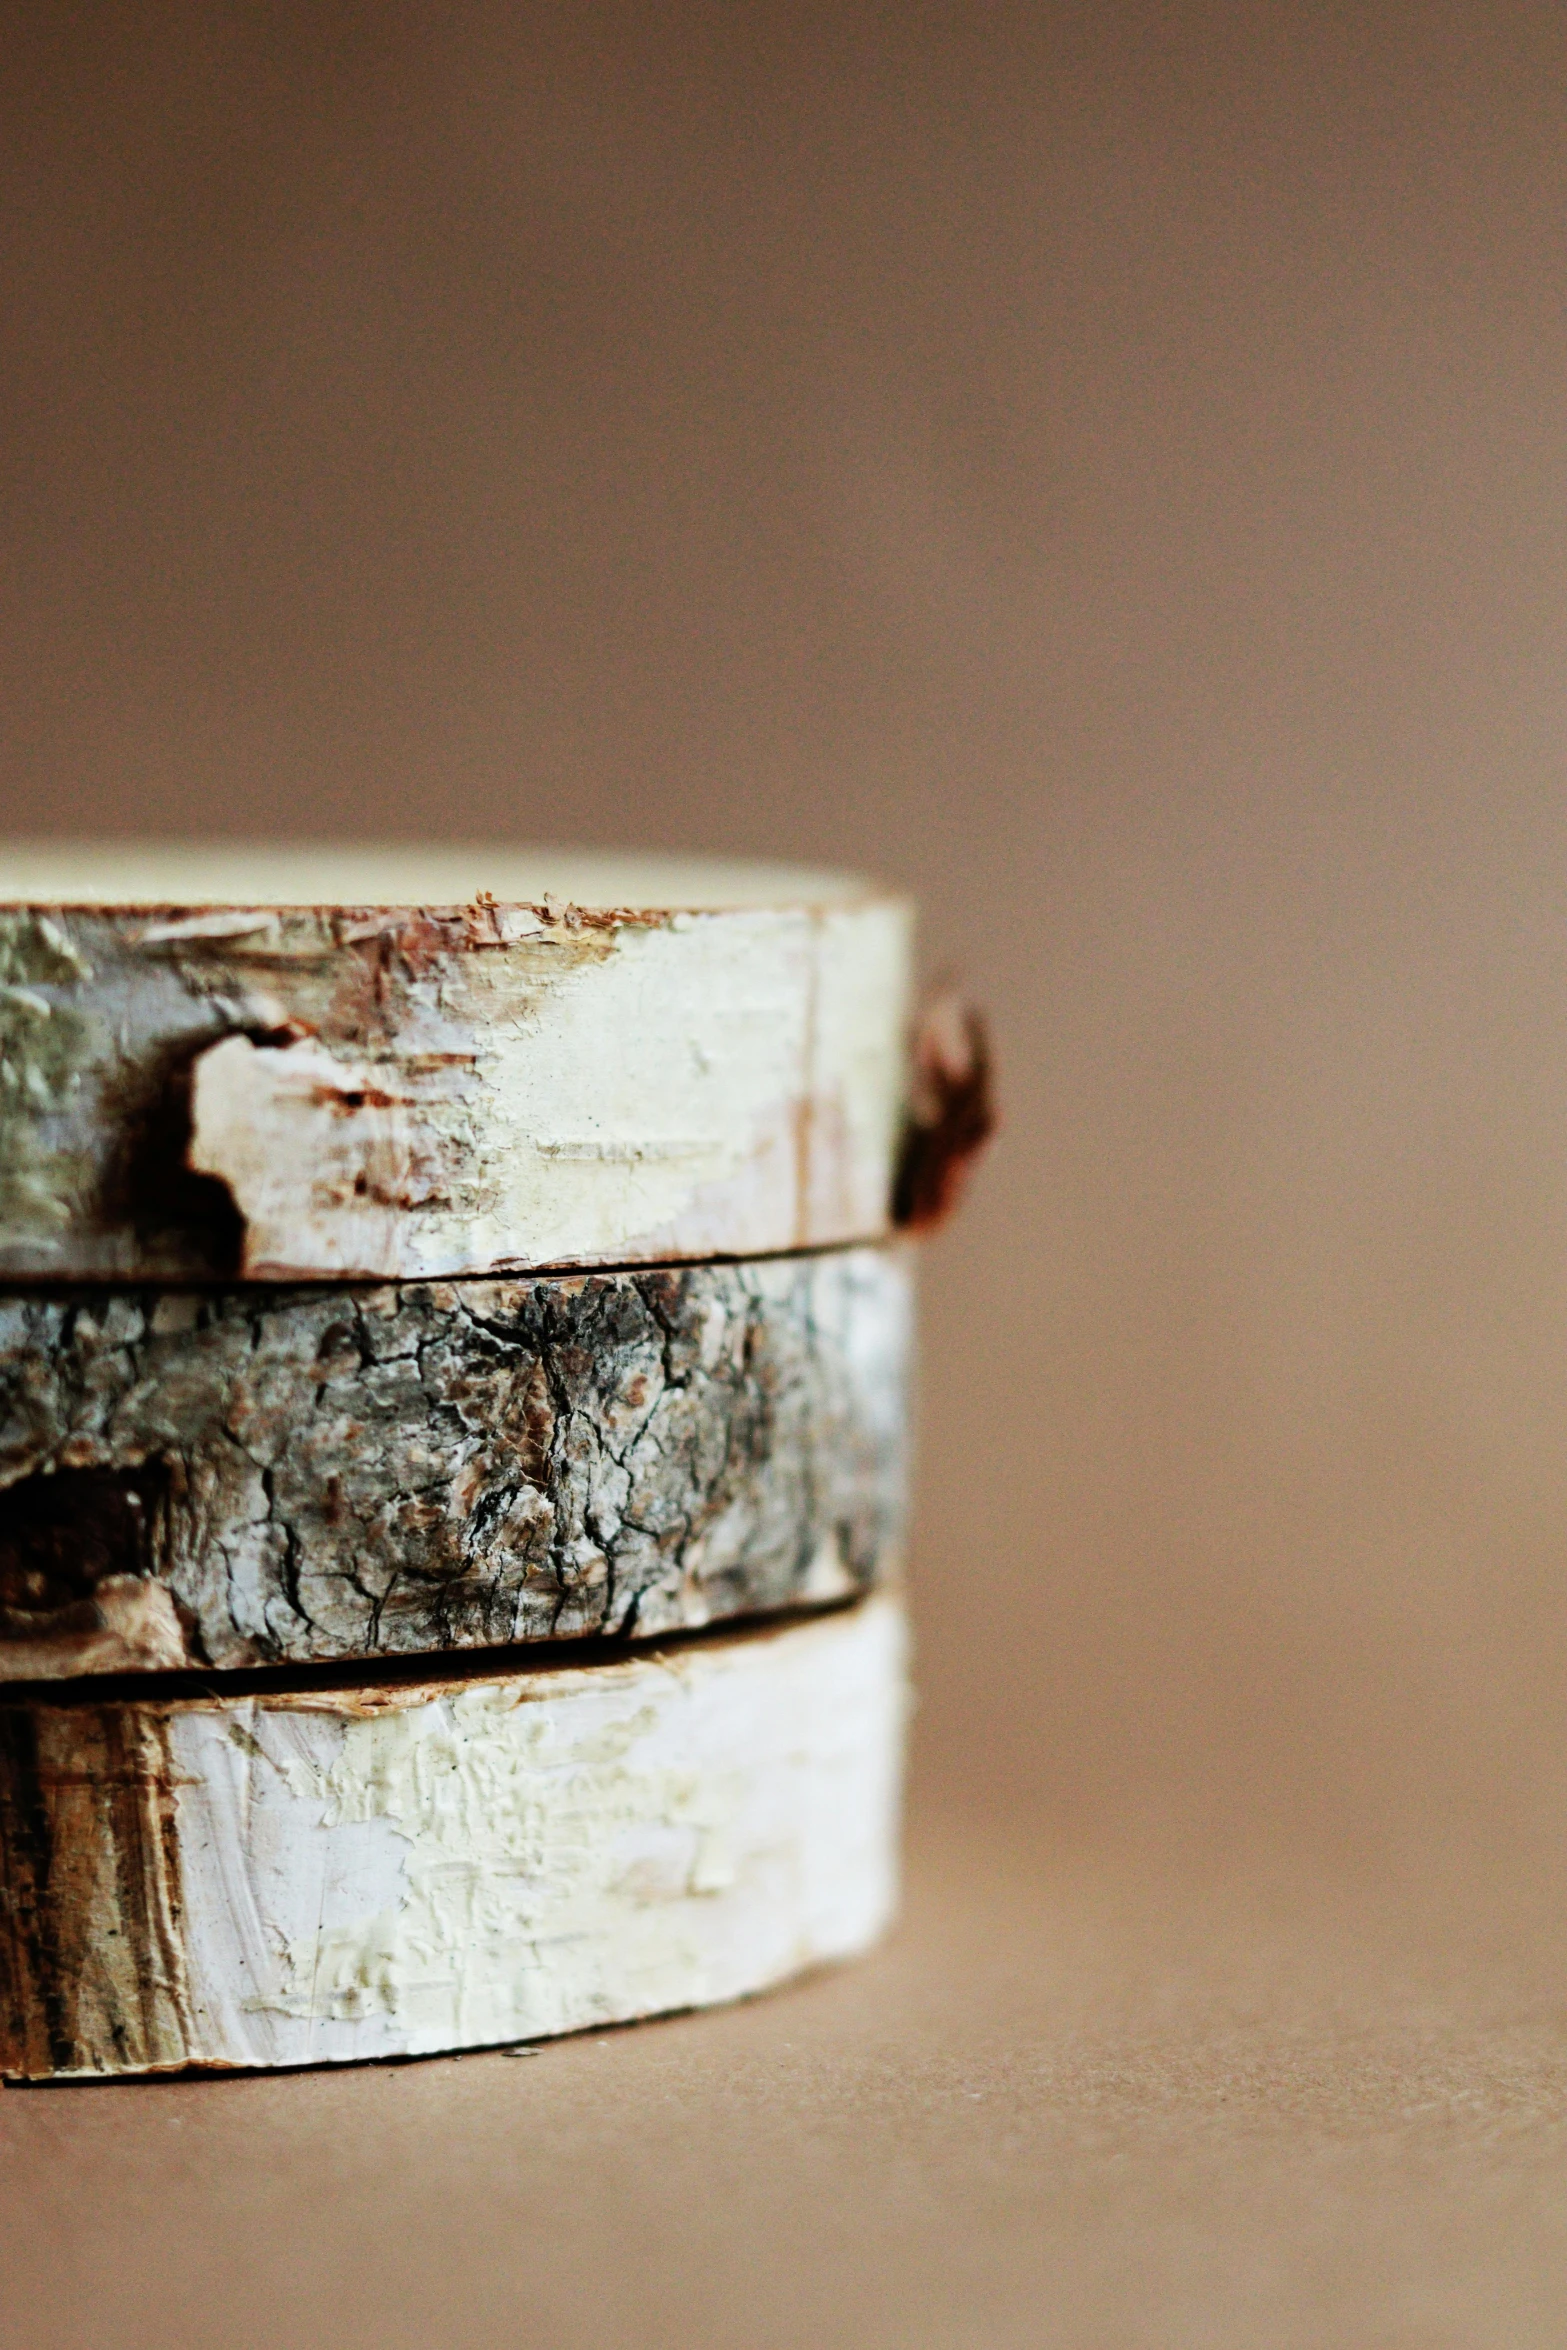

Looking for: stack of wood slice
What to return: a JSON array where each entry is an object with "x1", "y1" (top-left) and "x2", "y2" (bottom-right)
[{"x1": 0, "y1": 848, "x2": 983, "y2": 2080}]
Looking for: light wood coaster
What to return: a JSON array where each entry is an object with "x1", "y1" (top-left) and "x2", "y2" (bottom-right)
[
  {"x1": 0, "y1": 1592, "x2": 907, "y2": 2079},
  {"x1": 0, "y1": 846, "x2": 912, "y2": 1281}
]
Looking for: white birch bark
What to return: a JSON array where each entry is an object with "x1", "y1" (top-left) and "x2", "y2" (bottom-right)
[
  {"x1": 0, "y1": 1593, "x2": 907, "y2": 2079},
  {"x1": 0, "y1": 1247, "x2": 910, "y2": 1677},
  {"x1": 0, "y1": 848, "x2": 912, "y2": 1280}
]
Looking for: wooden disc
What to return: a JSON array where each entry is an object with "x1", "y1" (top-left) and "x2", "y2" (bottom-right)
[
  {"x1": 0, "y1": 1245, "x2": 909, "y2": 1679},
  {"x1": 0, "y1": 1593, "x2": 907, "y2": 2079},
  {"x1": 0, "y1": 846, "x2": 912, "y2": 1281}
]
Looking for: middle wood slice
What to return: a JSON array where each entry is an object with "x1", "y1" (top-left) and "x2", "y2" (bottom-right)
[{"x1": 0, "y1": 1246, "x2": 909, "y2": 1679}]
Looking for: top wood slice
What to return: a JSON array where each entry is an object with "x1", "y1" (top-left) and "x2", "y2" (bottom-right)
[{"x1": 0, "y1": 846, "x2": 912, "y2": 1281}]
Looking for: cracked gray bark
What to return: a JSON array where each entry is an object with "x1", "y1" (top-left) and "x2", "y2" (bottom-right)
[{"x1": 0, "y1": 1246, "x2": 909, "y2": 1677}]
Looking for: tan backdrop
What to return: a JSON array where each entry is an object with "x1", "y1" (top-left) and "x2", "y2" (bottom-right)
[{"x1": 5, "y1": 8, "x2": 1567, "y2": 2343}]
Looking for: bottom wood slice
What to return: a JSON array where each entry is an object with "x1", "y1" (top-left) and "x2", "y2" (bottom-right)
[{"x1": 0, "y1": 1594, "x2": 906, "y2": 2079}]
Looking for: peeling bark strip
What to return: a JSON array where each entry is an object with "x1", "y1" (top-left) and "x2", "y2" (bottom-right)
[
  {"x1": 0, "y1": 1248, "x2": 909, "y2": 1678},
  {"x1": 893, "y1": 992, "x2": 997, "y2": 1235},
  {"x1": 0, "y1": 1704, "x2": 190, "y2": 2075},
  {"x1": 0, "y1": 1593, "x2": 907, "y2": 2078},
  {"x1": 0, "y1": 851, "x2": 911, "y2": 1279}
]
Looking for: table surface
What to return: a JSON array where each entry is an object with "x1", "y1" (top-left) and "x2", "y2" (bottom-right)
[{"x1": 6, "y1": 1799, "x2": 1566, "y2": 2350}]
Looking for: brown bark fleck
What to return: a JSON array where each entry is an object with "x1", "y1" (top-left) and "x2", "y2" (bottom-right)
[
  {"x1": 892, "y1": 992, "x2": 997, "y2": 1233},
  {"x1": 0, "y1": 1700, "x2": 192, "y2": 2077}
]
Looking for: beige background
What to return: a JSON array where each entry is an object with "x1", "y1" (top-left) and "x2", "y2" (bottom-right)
[{"x1": 6, "y1": 6, "x2": 1567, "y2": 2341}]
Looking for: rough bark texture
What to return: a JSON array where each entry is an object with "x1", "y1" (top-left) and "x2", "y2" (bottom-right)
[
  {"x1": 0, "y1": 1703, "x2": 189, "y2": 2076},
  {"x1": 0, "y1": 1247, "x2": 909, "y2": 1677},
  {"x1": 0, "y1": 1594, "x2": 907, "y2": 2078},
  {"x1": 0, "y1": 890, "x2": 910, "y2": 1280}
]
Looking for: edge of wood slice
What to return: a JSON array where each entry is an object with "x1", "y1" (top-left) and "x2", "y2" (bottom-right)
[
  {"x1": 0, "y1": 848, "x2": 912, "y2": 1281},
  {"x1": 0, "y1": 1592, "x2": 908, "y2": 2079},
  {"x1": 0, "y1": 1246, "x2": 910, "y2": 1678}
]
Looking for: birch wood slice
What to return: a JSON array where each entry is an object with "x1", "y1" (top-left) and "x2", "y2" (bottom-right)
[
  {"x1": 0, "y1": 845, "x2": 912, "y2": 1281},
  {"x1": 0, "y1": 1592, "x2": 906, "y2": 2079},
  {"x1": 0, "y1": 1245, "x2": 909, "y2": 1679}
]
